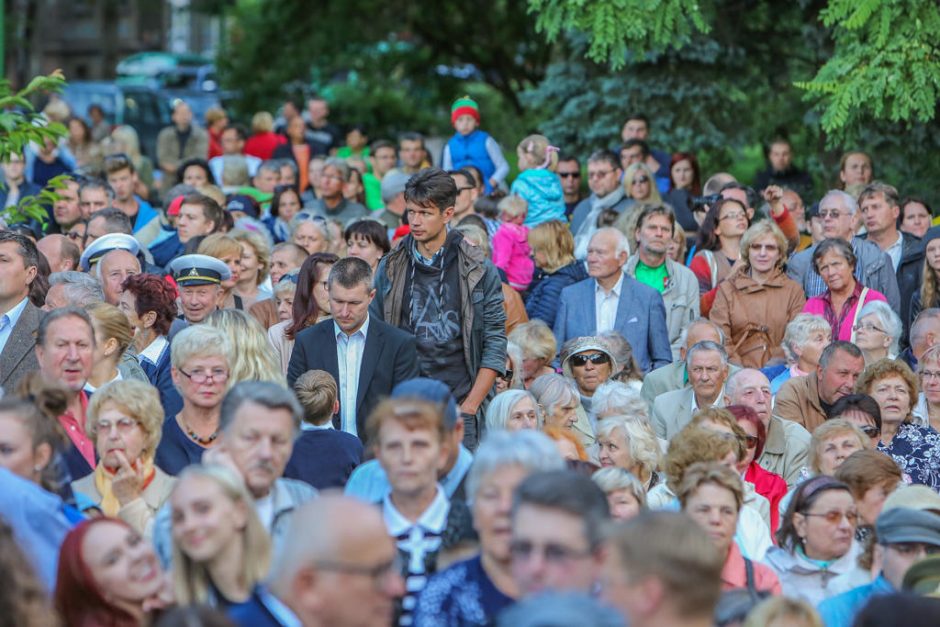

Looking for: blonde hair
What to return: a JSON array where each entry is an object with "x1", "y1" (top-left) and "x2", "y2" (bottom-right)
[
  {"x1": 86, "y1": 380, "x2": 164, "y2": 459},
  {"x1": 856, "y1": 358, "x2": 919, "y2": 422},
  {"x1": 205, "y1": 107, "x2": 227, "y2": 126},
  {"x1": 203, "y1": 309, "x2": 284, "y2": 386},
  {"x1": 170, "y1": 324, "x2": 231, "y2": 370},
  {"x1": 197, "y1": 233, "x2": 242, "y2": 266},
  {"x1": 744, "y1": 597, "x2": 823, "y2": 627},
  {"x1": 110, "y1": 125, "x2": 143, "y2": 163},
  {"x1": 251, "y1": 111, "x2": 274, "y2": 134},
  {"x1": 690, "y1": 407, "x2": 747, "y2": 461},
  {"x1": 196, "y1": 184, "x2": 226, "y2": 208},
  {"x1": 527, "y1": 220, "x2": 575, "y2": 272},
  {"x1": 664, "y1": 425, "x2": 738, "y2": 493},
  {"x1": 739, "y1": 219, "x2": 788, "y2": 270},
  {"x1": 623, "y1": 162, "x2": 662, "y2": 203},
  {"x1": 543, "y1": 425, "x2": 588, "y2": 461},
  {"x1": 809, "y1": 418, "x2": 871, "y2": 473},
  {"x1": 293, "y1": 370, "x2": 337, "y2": 425},
  {"x1": 595, "y1": 416, "x2": 661, "y2": 485},
  {"x1": 508, "y1": 320, "x2": 557, "y2": 363},
  {"x1": 677, "y1": 461, "x2": 744, "y2": 512},
  {"x1": 516, "y1": 134, "x2": 558, "y2": 171},
  {"x1": 171, "y1": 465, "x2": 271, "y2": 606},
  {"x1": 85, "y1": 302, "x2": 134, "y2": 362},
  {"x1": 497, "y1": 194, "x2": 528, "y2": 219},
  {"x1": 231, "y1": 229, "x2": 272, "y2": 286}
]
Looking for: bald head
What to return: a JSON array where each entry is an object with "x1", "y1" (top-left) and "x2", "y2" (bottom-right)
[
  {"x1": 38, "y1": 234, "x2": 79, "y2": 273},
  {"x1": 724, "y1": 368, "x2": 772, "y2": 426},
  {"x1": 270, "y1": 495, "x2": 403, "y2": 626},
  {"x1": 97, "y1": 248, "x2": 140, "y2": 305},
  {"x1": 912, "y1": 309, "x2": 940, "y2": 361},
  {"x1": 680, "y1": 318, "x2": 724, "y2": 360}
]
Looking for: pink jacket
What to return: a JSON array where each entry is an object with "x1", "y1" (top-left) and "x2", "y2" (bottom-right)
[
  {"x1": 802, "y1": 286, "x2": 887, "y2": 341},
  {"x1": 721, "y1": 542, "x2": 782, "y2": 594},
  {"x1": 492, "y1": 222, "x2": 534, "y2": 291}
]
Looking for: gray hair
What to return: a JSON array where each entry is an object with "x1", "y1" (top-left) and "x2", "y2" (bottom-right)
[
  {"x1": 724, "y1": 368, "x2": 769, "y2": 401},
  {"x1": 857, "y1": 300, "x2": 902, "y2": 355},
  {"x1": 49, "y1": 271, "x2": 104, "y2": 306},
  {"x1": 912, "y1": 308, "x2": 940, "y2": 351},
  {"x1": 678, "y1": 318, "x2": 725, "y2": 352},
  {"x1": 324, "y1": 157, "x2": 351, "y2": 182},
  {"x1": 513, "y1": 470, "x2": 611, "y2": 549},
  {"x1": 781, "y1": 313, "x2": 831, "y2": 364},
  {"x1": 504, "y1": 341, "x2": 526, "y2": 390},
  {"x1": 170, "y1": 324, "x2": 230, "y2": 370},
  {"x1": 485, "y1": 389, "x2": 539, "y2": 432},
  {"x1": 591, "y1": 381, "x2": 649, "y2": 421},
  {"x1": 497, "y1": 592, "x2": 623, "y2": 627},
  {"x1": 595, "y1": 416, "x2": 662, "y2": 483},
  {"x1": 591, "y1": 467, "x2": 647, "y2": 508},
  {"x1": 819, "y1": 189, "x2": 859, "y2": 216},
  {"x1": 220, "y1": 381, "x2": 303, "y2": 437},
  {"x1": 289, "y1": 212, "x2": 331, "y2": 242},
  {"x1": 686, "y1": 340, "x2": 728, "y2": 367},
  {"x1": 467, "y1": 430, "x2": 565, "y2": 501},
  {"x1": 593, "y1": 226, "x2": 631, "y2": 257},
  {"x1": 529, "y1": 373, "x2": 579, "y2": 418}
]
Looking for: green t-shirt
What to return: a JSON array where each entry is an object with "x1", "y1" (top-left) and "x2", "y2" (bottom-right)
[
  {"x1": 363, "y1": 172, "x2": 384, "y2": 210},
  {"x1": 634, "y1": 261, "x2": 669, "y2": 293}
]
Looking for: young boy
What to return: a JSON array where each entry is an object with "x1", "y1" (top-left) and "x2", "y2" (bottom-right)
[
  {"x1": 441, "y1": 96, "x2": 509, "y2": 193},
  {"x1": 369, "y1": 396, "x2": 475, "y2": 627},
  {"x1": 491, "y1": 194, "x2": 534, "y2": 291},
  {"x1": 283, "y1": 369, "x2": 363, "y2": 490}
]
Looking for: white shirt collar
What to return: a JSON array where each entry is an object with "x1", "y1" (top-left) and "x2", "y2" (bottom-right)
[
  {"x1": 301, "y1": 421, "x2": 333, "y2": 431},
  {"x1": 1, "y1": 296, "x2": 29, "y2": 326},
  {"x1": 139, "y1": 335, "x2": 169, "y2": 364},
  {"x1": 383, "y1": 484, "x2": 449, "y2": 536},
  {"x1": 595, "y1": 271, "x2": 625, "y2": 297},
  {"x1": 333, "y1": 314, "x2": 370, "y2": 341}
]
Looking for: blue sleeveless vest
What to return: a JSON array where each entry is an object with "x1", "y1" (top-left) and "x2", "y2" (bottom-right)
[{"x1": 447, "y1": 129, "x2": 495, "y2": 191}]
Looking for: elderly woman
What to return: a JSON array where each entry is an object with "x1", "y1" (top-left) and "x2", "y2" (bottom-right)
[
  {"x1": 770, "y1": 313, "x2": 831, "y2": 394},
  {"x1": 834, "y1": 450, "x2": 902, "y2": 533},
  {"x1": 267, "y1": 252, "x2": 338, "y2": 374},
  {"x1": 197, "y1": 233, "x2": 245, "y2": 310},
  {"x1": 830, "y1": 394, "x2": 883, "y2": 447},
  {"x1": 591, "y1": 467, "x2": 646, "y2": 520},
  {"x1": 85, "y1": 302, "x2": 148, "y2": 393},
  {"x1": 765, "y1": 476, "x2": 860, "y2": 606},
  {"x1": 678, "y1": 462, "x2": 782, "y2": 594},
  {"x1": 484, "y1": 390, "x2": 540, "y2": 433},
  {"x1": 649, "y1": 424, "x2": 773, "y2": 560},
  {"x1": 802, "y1": 238, "x2": 887, "y2": 341},
  {"x1": 727, "y1": 405, "x2": 787, "y2": 535},
  {"x1": 495, "y1": 342, "x2": 526, "y2": 393},
  {"x1": 596, "y1": 416, "x2": 662, "y2": 492},
  {"x1": 413, "y1": 431, "x2": 565, "y2": 625},
  {"x1": 853, "y1": 301, "x2": 902, "y2": 364},
  {"x1": 914, "y1": 344, "x2": 940, "y2": 431},
  {"x1": 155, "y1": 325, "x2": 231, "y2": 476},
  {"x1": 290, "y1": 212, "x2": 332, "y2": 255},
  {"x1": 591, "y1": 381, "x2": 650, "y2": 422},
  {"x1": 525, "y1": 220, "x2": 589, "y2": 328},
  {"x1": 807, "y1": 419, "x2": 871, "y2": 479},
  {"x1": 72, "y1": 380, "x2": 175, "y2": 537},
  {"x1": 120, "y1": 273, "x2": 183, "y2": 418},
  {"x1": 856, "y1": 358, "x2": 940, "y2": 490},
  {"x1": 560, "y1": 336, "x2": 617, "y2": 415},
  {"x1": 528, "y1": 373, "x2": 581, "y2": 430},
  {"x1": 709, "y1": 221, "x2": 805, "y2": 368},
  {"x1": 231, "y1": 229, "x2": 272, "y2": 310},
  {"x1": 507, "y1": 320, "x2": 557, "y2": 387},
  {"x1": 598, "y1": 331, "x2": 643, "y2": 389}
]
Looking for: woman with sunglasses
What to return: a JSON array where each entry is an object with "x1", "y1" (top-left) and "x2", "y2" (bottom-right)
[
  {"x1": 765, "y1": 476, "x2": 860, "y2": 606},
  {"x1": 856, "y1": 359, "x2": 940, "y2": 490},
  {"x1": 678, "y1": 461, "x2": 782, "y2": 594},
  {"x1": 155, "y1": 325, "x2": 231, "y2": 476},
  {"x1": 830, "y1": 394, "x2": 884, "y2": 448},
  {"x1": 727, "y1": 405, "x2": 788, "y2": 536},
  {"x1": 612, "y1": 162, "x2": 663, "y2": 239},
  {"x1": 690, "y1": 197, "x2": 750, "y2": 316},
  {"x1": 709, "y1": 221, "x2": 805, "y2": 368},
  {"x1": 559, "y1": 337, "x2": 617, "y2": 417}
]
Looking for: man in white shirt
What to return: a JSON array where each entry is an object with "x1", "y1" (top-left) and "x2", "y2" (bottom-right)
[{"x1": 209, "y1": 124, "x2": 261, "y2": 185}]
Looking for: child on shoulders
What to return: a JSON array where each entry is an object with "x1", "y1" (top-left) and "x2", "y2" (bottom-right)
[
  {"x1": 492, "y1": 195, "x2": 534, "y2": 292},
  {"x1": 442, "y1": 96, "x2": 509, "y2": 193},
  {"x1": 510, "y1": 134, "x2": 566, "y2": 226}
]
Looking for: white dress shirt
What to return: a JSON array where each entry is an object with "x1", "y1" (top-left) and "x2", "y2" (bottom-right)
[
  {"x1": 335, "y1": 315, "x2": 370, "y2": 438},
  {"x1": 594, "y1": 272, "x2": 625, "y2": 334},
  {"x1": 883, "y1": 232, "x2": 903, "y2": 271},
  {"x1": 0, "y1": 297, "x2": 29, "y2": 356}
]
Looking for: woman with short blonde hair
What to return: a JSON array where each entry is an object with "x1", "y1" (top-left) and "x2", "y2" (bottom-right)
[
  {"x1": 508, "y1": 320, "x2": 557, "y2": 386},
  {"x1": 914, "y1": 344, "x2": 940, "y2": 431},
  {"x1": 198, "y1": 233, "x2": 245, "y2": 310},
  {"x1": 72, "y1": 379, "x2": 175, "y2": 537},
  {"x1": 231, "y1": 229, "x2": 272, "y2": 310},
  {"x1": 808, "y1": 419, "x2": 870, "y2": 476},
  {"x1": 596, "y1": 416, "x2": 661, "y2": 491},
  {"x1": 525, "y1": 220, "x2": 589, "y2": 328}
]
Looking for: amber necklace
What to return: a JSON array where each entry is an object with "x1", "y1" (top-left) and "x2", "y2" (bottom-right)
[{"x1": 178, "y1": 414, "x2": 219, "y2": 446}]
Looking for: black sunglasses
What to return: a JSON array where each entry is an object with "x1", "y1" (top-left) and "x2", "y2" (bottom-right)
[
  {"x1": 499, "y1": 369, "x2": 514, "y2": 380},
  {"x1": 558, "y1": 172, "x2": 580, "y2": 178},
  {"x1": 570, "y1": 353, "x2": 610, "y2": 367}
]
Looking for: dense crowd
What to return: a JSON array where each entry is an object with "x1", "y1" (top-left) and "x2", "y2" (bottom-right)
[{"x1": 3, "y1": 91, "x2": 940, "y2": 627}]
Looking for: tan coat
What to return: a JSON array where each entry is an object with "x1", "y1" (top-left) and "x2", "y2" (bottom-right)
[
  {"x1": 775, "y1": 372, "x2": 827, "y2": 433},
  {"x1": 709, "y1": 266, "x2": 805, "y2": 368},
  {"x1": 72, "y1": 467, "x2": 176, "y2": 539}
]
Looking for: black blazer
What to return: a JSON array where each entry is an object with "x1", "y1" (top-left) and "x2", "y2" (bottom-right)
[{"x1": 286, "y1": 317, "x2": 421, "y2": 442}]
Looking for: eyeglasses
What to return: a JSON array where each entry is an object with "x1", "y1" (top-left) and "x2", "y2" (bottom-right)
[
  {"x1": 178, "y1": 367, "x2": 229, "y2": 384},
  {"x1": 749, "y1": 243, "x2": 779, "y2": 254},
  {"x1": 801, "y1": 509, "x2": 859, "y2": 526},
  {"x1": 859, "y1": 425, "x2": 881, "y2": 438},
  {"x1": 818, "y1": 209, "x2": 846, "y2": 219},
  {"x1": 66, "y1": 230, "x2": 85, "y2": 241},
  {"x1": 314, "y1": 555, "x2": 402, "y2": 591},
  {"x1": 587, "y1": 169, "x2": 615, "y2": 180},
  {"x1": 558, "y1": 172, "x2": 580, "y2": 179},
  {"x1": 920, "y1": 369, "x2": 940, "y2": 381},
  {"x1": 95, "y1": 417, "x2": 140, "y2": 433},
  {"x1": 631, "y1": 176, "x2": 650, "y2": 185},
  {"x1": 719, "y1": 211, "x2": 747, "y2": 222},
  {"x1": 744, "y1": 435, "x2": 759, "y2": 449},
  {"x1": 510, "y1": 540, "x2": 593, "y2": 564},
  {"x1": 570, "y1": 353, "x2": 611, "y2": 367},
  {"x1": 853, "y1": 322, "x2": 884, "y2": 333}
]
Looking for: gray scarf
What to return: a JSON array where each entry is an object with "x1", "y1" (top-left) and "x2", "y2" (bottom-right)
[{"x1": 574, "y1": 186, "x2": 626, "y2": 258}]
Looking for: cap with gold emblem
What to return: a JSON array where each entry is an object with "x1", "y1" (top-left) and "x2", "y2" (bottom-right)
[
  {"x1": 168, "y1": 254, "x2": 231, "y2": 287},
  {"x1": 79, "y1": 233, "x2": 141, "y2": 272}
]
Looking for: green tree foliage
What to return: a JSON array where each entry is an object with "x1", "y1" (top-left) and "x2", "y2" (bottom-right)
[{"x1": 0, "y1": 71, "x2": 68, "y2": 226}]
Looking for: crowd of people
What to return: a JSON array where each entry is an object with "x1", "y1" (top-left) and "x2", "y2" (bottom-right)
[{"x1": 2, "y1": 90, "x2": 940, "y2": 626}]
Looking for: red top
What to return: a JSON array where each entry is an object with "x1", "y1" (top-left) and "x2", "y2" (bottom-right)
[
  {"x1": 208, "y1": 127, "x2": 224, "y2": 160},
  {"x1": 58, "y1": 391, "x2": 94, "y2": 470},
  {"x1": 745, "y1": 461, "x2": 788, "y2": 537},
  {"x1": 721, "y1": 541, "x2": 782, "y2": 594},
  {"x1": 245, "y1": 131, "x2": 287, "y2": 161}
]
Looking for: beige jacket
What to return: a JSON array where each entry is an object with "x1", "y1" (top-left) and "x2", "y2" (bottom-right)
[{"x1": 72, "y1": 467, "x2": 176, "y2": 539}]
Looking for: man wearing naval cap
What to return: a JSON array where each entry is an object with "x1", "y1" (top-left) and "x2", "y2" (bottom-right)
[
  {"x1": 79, "y1": 232, "x2": 140, "y2": 273},
  {"x1": 168, "y1": 254, "x2": 231, "y2": 327}
]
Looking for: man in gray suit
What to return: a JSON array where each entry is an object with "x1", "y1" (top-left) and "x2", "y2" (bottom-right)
[
  {"x1": 640, "y1": 318, "x2": 727, "y2": 405},
  {"x1": 652, "y1": 341, "x2": 729, "y2": 440},
  {"x1": 0, "y1": 231, "x2": 42, "y2": 394}
]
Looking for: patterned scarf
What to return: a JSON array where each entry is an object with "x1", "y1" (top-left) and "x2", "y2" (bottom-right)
[{"x1": 93, "y1": 456, "x2": 156, "y2": 516}]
